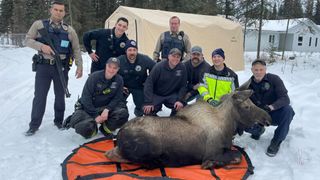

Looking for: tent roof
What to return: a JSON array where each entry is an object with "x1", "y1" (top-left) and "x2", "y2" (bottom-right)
[{"x1": 116, "y1": 6, "x2": 240, "y2": 30}]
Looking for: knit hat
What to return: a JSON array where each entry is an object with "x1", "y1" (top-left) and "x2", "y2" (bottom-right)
[
  {"x1": 125, "y1": 40, "x2": 138, "y2": 51},
  {"x1": 107, "y1": 57, "x2": 120, "y2": 67},
  {"x1": 212, "y1": 48, "x2": 225, "y2": 59}
]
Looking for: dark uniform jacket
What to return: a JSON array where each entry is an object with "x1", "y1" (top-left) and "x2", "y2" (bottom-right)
[
  {"x1": 117, "y1": 53, "x2": 156, "y2": 89},
  {"x1": 79, "y1": 70, "x2": 124, "y2": 117},
  {"x1": 144, "y1": 60, "x2": 187, "y2": 105},
  {"x1": 248, "y1": 73, "x2": 290, "y2": 110},
  {"x1": 83, "y1": 28, "x2": 128, "y2": 68},
  {"x1": 183, "y1": 59, "x2": 211, "y2": 97}
]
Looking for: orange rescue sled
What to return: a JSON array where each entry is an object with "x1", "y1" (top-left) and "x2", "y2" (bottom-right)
[{"x1": 62, "y1": 137, "x2": 254, "y2": 179}]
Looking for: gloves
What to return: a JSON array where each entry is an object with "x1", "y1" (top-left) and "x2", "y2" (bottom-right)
[
  {"x1": 262, "y1": 105, "x2": 271, "y2": 112},
  {"x1": 207, "y1": 98, "x2": 220, "y2": 107}
]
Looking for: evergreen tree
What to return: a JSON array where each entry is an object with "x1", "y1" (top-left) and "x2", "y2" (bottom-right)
[
  {"x1": 270, "y1": 3, "x2": 277, "y2": 20},
  {"x1": 314, "y1": 0, "x2": 320, "y2": 24},
  {"x1": 279, "y1": 0, "x2": 303, "y2": 19},
  {"x1": 0, "y1": 0, "x2": 14, "y2": 33},
  {"x1": 25, "y1": 0, "x2": 51, "y2": 30},
  {"x1": 278, "y1": 3, "x2": 285, "y2": 18},
  {"x1": 95, "y1": 0, "x2": 118, "y2": 27},
  {"x1": 305, "y1": 0, "x2": 314, "y2": 20},
  {"x1": 292, "y1": 0, "x2": 303, "y2": 18},
  {"x1": 12, "y1": 0, "x2": 28, "y2": 33},
  {"x1": 217, "y1": 0, "x2": 235, "y2": 18}
]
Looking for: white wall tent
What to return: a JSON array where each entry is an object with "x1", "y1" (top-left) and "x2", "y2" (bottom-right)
[{"x1": 105, "y1": 6, "x2": 244, "y2": 71}]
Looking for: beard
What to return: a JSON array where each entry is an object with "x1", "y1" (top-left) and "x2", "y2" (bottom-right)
[
  {"x1": 191, "y1": 58, "x2": 200, "y2": 64},
  {"x1": 127, "y1": 54, "x2": 137, "y2": 61}
]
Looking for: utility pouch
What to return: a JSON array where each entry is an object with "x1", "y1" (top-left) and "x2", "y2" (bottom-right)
[
  {"x1": 74, "y1": 99, "x2": 83, "y2": 111},
  {"x1": 32, "y1": 54, "x2": 41, "y2": 72}
]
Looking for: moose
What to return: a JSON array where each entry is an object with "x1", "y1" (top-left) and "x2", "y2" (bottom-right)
[{"x1": 105, "y1": 90, "x2": 271, "y2": 169}]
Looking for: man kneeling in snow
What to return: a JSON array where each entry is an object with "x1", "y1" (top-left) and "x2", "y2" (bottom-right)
[
  {"x1": 241, "y1": 59, "x2": 295, "y2": 157},
  {"x1": 63, "y1": 57, "x2": 129, "y2": 139}
]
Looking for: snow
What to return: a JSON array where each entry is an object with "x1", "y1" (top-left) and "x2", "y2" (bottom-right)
[
  {"x1": 1, "y1": 47, "x2": 320, "y2": 180},
  {"x1": 247, "y1": 18, "x2": 308, "y2": 31}
]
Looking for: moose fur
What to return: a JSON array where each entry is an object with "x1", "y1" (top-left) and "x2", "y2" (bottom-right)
[{"x1": 105, "y1": 90, "x2": 271, "y2": 169}]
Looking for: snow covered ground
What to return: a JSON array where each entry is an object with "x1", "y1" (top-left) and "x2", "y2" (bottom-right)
[{"x1": 0, "y1": 47, "x2": 319, "y2": 180}]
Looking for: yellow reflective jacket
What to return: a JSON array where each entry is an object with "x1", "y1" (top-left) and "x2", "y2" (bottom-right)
[{"x1": 198, "y1": 65, "x2": 239, "y2": 102}]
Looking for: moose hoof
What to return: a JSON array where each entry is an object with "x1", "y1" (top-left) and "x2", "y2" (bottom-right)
[{"x1": 201, "y1": 160, "x2": 215, "y2": 169}]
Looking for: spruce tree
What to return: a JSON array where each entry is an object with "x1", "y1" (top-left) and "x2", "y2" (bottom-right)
[
  {"x1": 0, "y1": 0, "x2": 14, "y2": 33},
  {"x1": 270, "y1": 3, "x2": 277, "y2": 20},
  {"x1": 314, "y1": 0, "x2": 320, "y2": 24},
  {"x1": 305, "y1": 0, "x2": 314, "y2": 20}
]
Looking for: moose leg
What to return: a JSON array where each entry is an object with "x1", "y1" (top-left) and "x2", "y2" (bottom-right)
[
  {"x1": 201, "y1": 148, "x2": 242, "y2": 169},
  {"x1": 105, "y1": 147, "x2": 129, "y2": 163},
  {"x1": 201, "y1": 146, "x2": 223, "y2": 169}
]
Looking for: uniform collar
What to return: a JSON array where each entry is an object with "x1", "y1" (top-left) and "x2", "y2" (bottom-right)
[
  {"x1": 170, "y1": 31, "x2": 181, "y2": 35},
  {"x1": 251, "y1": 73, "x2": 269, "y2": 84},
  {"x1": 49, "y1": 18, "x2": 64, "y2": 26},
  {"x1": 211, "y1": 63, "x2": 227, "y2": 74}
]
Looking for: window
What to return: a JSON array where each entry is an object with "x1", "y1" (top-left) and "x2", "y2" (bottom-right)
[
  {"x1": 298, "y1": 36, "x2": 303, "y2": 46},
  {"x1": 309, "y1": 37, "x2": 312, "y2": 46},
  {"x1": 269, "y1": 35, "x2": 275, "y2": 43},
  {"x1": 315, "y1": 38, "x2": 318, "y2": 47}
]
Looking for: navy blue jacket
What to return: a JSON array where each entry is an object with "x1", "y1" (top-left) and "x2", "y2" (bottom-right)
[
  {"x1": 79, "y1": 70, "x2": 124, "y2": 117},
  {"x1": 118, "y1": 53, "x2": 156, "y2": 89},
  {"x1": 248, "y1": 73, "x2": 290, "y2": 110},
  {"x1": 83, "y1": 28, "x2": 128, "y2": 67},
  {"x1": 144, "y1": 60, "x2": 187, "y2": 105}
]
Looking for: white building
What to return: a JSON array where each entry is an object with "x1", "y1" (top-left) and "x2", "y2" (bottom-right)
[{"x1": 245, "y1": 18, "x2": 320, "y2": 52}]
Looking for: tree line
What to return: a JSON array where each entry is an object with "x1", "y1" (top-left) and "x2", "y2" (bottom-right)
[{"x1": 1, "y1": 0, "x2": 320, "y2": 44}]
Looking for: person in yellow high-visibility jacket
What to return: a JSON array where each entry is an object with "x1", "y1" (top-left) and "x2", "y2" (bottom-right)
[{"x1": 198, "y1": 48, "x2": 239, "y2": 106}]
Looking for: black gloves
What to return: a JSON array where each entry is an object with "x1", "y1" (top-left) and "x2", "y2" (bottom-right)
[
  {"x1": 207, "y1": 98, "x2": 220, "y2": 107},
  {"x1": 262, "y1": 105, "x2": 271, "y2": 112}
]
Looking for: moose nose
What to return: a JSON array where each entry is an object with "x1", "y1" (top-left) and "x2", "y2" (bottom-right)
[{"x1": 264, "y1": 115, "x2": 272, "y2": 126}]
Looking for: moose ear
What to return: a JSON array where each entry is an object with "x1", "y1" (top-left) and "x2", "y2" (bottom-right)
[
  {"x1": 232, "y1": 90, "x2": 253, "y2": 103},
  {"x1": 237, "y1": 79, "x2": 251, "y2": 91}
]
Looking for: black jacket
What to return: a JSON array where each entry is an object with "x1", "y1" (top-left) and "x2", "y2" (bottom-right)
[
  {"x1": 79, "y1": 70, "x2": 124, "y2": 117},
  {"x1": 117, "y1": 53, "x2": 156, "y2": 89},
  {"x1": 83, "y1": 28, "x2": 128, "y2": 66},
  {"x1": 144, "y1": 60, "x2": 187, "y2": 104},
  {"x1": 248, "y1": 73, "x2": 290, "y2": 110},
  {"x1": 183, "y1": 59, "x2": 211, "y2": 96}
]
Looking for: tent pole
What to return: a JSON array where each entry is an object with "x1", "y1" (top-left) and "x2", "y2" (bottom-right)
[{"x1": 135, "y1": 19, "x2": 138, "y2": 44}]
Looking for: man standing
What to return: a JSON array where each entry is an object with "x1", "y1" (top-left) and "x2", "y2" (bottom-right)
[
  {"x1": 153, "y1": 16, "x2": 191, "y2": 62},
  {"x1": 25, "y1": 1, "x2": 83, "y2": 136},
  {"x1": 183, "y1": 46, "x2": 210, "y2": 103},
  {"x1": 117, "y1": 40, "x2": 156, "y2": 117},
  {"x1": 83, "y1": 17, "x2": 129, "y2": 73},
  {"x1": 242, "y1": 59, "x2": 295, "y2": 157},
  {"x1": 144, "y1": 48, "x2": 187, "y2": 116},
  {"x1": 198, "y1": 48, "x2": 239, "y2": 106},
  {"x1": 63, "y1": 57, "x2": 129, "y2": 139}
]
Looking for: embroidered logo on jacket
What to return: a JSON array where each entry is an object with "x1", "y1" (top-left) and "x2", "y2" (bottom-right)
[{"x1": 176, "y1": 70, "x2": 182, "y2": 76}]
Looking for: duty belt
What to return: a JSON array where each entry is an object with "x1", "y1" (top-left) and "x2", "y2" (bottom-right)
[{"x1": 39, "y1": 58, "x2": 67, "y2": 65}]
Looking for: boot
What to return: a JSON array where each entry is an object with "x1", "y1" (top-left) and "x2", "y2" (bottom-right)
[
  {"x1": 25, "y1": 128, "x2": 38, "y2": 136},
  {"x1": 266, "y1": 140, "x2": 282, "y2": 157}
]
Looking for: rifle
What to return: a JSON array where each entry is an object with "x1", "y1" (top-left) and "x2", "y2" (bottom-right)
[{"x1": 38, "y1": 28, "x2": 71, "y2": 98}]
